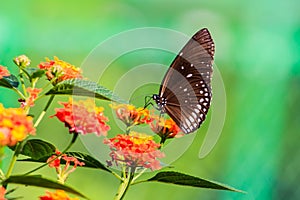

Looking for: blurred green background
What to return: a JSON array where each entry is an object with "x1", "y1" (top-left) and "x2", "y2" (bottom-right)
[{"x1": 1, "y1": 0, "x2": 300, "y2": 199}]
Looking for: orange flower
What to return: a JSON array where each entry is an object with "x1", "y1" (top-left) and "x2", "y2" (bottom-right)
[
  {"x1": 20, "y1": 87, "x2": 42, "y2": 108},
  {"x1": 0, "y1": 187, "x2": 6, "y2": 200},
  {"x1": 38, "y1": 56, "x2": 82, "y2": 84},
  {"x1": 150, "y1": 117, "x2": 182, "y2": 143},
  {"x1": 39, "y1": 190, "x2": 79, "y2": 200},
  {"x1": 53, "y1": 98, "x2": 110, "y2": 136},
  {"x1": 13, "y1": 55, "x2": 31, "y2": 67},
  {"x1": 104, "y1": 132, "x2": 164, "y2": 170},
  {"x1": 47, "y1": 150, "x2": 85, "y2": 184},
  {"x1": 0, "y1": 65, "x2": 10, "y2": 79},
  {"x1": 110, "y1": 104, "x2": 153, "y2": 127},
  {"x1": 0, "y1": 103, "x2": 35, "y2": 146}
]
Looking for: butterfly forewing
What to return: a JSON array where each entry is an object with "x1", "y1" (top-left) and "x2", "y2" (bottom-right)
[{"x1": 155, "y1": 28, "x2": 215, "y2": 134}]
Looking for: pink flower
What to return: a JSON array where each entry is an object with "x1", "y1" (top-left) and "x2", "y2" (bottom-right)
[
  {"x1": 13, "y1": 55, "x2": 31, "y2": 67},
  {"x1": 20, "y1": 87, "x2": 42, "y2": 108},
  {"x1": 53, "y1": 98, "x2": 110, "y2": 136},
  {"x1": 0, "y1": 65, "x2": 10, "y2": 79},
  {"x1": 47, "y1": 150, "x2": 85, "y2": 184}
]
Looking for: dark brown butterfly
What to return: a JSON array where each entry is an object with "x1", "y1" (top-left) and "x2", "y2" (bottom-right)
[{"x1": 152, "y1": 28, "x2": 215, "y2": 134}]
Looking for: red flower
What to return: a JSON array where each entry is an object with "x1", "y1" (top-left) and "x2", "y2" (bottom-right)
[
  {"x1": 20, "y1": 87, "x2": 42, "y2": 108},
  {"x1": 40, "y1": 190, "x2": 79, "y2": 200},
  {"x1": 0, "y1": 65, "x2": 10, "y2": 79},
  {"x1": 53, "y1": 98, "x2": 110, "y2": 136},
  {"x1": 110, "y1": 104, "x2": 153, "y2": 127},
  {"x1": 47, "y1": 150, "x2": 85, "y2": 184},
  {"x1": 0, "y1": 103, "x2": 35, "y2": 147},
  {"x1": 0, "y1": 187, "x2": 7, "y2": 200},
  {"x1": 104, "y1": 132, "x2": 165, "y2": 170},
  {"x1": 150, "y1": 117, "x2": 182, "y2": 143},
  {"x1": 38, "y1": 56, "x2": 83, "y2": 84}
]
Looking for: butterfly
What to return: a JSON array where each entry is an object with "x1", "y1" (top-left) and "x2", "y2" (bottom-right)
[{"x1": 152, "y1": 28, "x2": 215, "y2": 134}]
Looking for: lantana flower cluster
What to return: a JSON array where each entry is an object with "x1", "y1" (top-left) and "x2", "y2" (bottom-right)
[
  {"x1": 38, "y1": 56, "x2": 83, "y2": 84},
  {"x1": 0, "y1": 103, "x2": 35, "y2": 146},
  {"x1": 40, "y1": 190, "x2": 79, "y2": 200},
  {"x1": 105, "y1": 103, "x2": 182, "y2": 171},
  {"x1": 104, "y1": 132, "x2": 164, "y2": 170},
  {"x1": 53, "y1": 98, "x2": 110, "y2": 136},
  {"x1": 47, "y1": 150, "x2": 85, "y2": 184},
  {"x1": 0, "y1": 65, "x2": 10, "y2": 79}
]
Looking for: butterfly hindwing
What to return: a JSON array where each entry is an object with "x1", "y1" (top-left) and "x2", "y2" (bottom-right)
[{"x1": 154, "y1": 28, "x2": 214, "y2": 134}]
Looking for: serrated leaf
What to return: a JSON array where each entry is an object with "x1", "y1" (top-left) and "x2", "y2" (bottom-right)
[
  {"x1": 45, "y1": 79, "x2": 127, "y2": 103},
  {"x1": 0, "y1": 75, "x2": 19, "y2": 88},
  {"x1": 19, "y1": 151, "x2": 112, "y2": 173},
  {"x1": 147, "y1": 171, "x2": 243, "y2": 193},
  {"x1": 21, "y1": 139, "x2": 56, "y2": 160},
  {"x1": 3, "y1": 175, "x2": 87, "y2": 199}
]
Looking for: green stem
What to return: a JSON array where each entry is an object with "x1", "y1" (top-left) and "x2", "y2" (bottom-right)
[
  {"x1": 19, "y1": 69, "x2": 27, "y2": 97},
  {"x1": 12, "y1": 87, "x2": 25, "y2": 99},
  {"x1": 5, "y1": 140, "x2": 26, "y2": 178},
  {"x1": 132, "y1": 168, "x2": 147, "y2": 182},
  {"x1": 34, "y1": 95, "x2": 55, "y2": 128},
  {"x1": 23, "y1": 133, "x2": 78, "y2": 176},
  {"x1": 114, "y1": 167, "x2": 135, "y2": 200}
]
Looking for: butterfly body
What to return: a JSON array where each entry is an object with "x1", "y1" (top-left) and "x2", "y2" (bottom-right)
[{"x1": 153, "y1": 28, "x2": 215, "y2": 134}]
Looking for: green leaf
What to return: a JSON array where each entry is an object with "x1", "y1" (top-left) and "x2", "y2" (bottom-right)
[
  {"x1": 24, "y1": 68, "x2": 45, "y2": 79},
  {"x1": 2, "y1": 175, "x2": 87, "y2": 199},
  {"x1": 64, "y1": 152, "x2": 111, "y2": 172},
  {"x1": 19, "y1": 151, "x2": 112, "y2": 173},
  {"x1": 147, "y1": 171, "x2": 244, "y2": 193},
  {"x1": 45, "y1": 79, "x2": 127, "y2": 103},
  {"x1": 21, "y1": 139, "x2": 56, "y2": 160},
  {"x1": 0, "y1": 75, "x2": 19, "y2": 88}
]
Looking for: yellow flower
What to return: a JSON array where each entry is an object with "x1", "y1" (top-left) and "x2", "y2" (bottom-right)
[
  {"x1": 110, "y1": 104, "x2": 153, "y2": 127},
  {"x1": 39, "y1": 190, "x2": 79, "y2": 200},
  {"x1": 0, "y1": 103, "x2": 35, "y2": 146},
  {"x1": 38, "y1": 56, "x2": 83, "y2": 84},
  {"x1": 13, "y1": 55, "x2": 31, "y2": 67}
]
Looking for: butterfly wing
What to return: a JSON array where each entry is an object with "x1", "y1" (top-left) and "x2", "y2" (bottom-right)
[{"x1": 159, "y1": 28, "x2": 215, "y2": 134}]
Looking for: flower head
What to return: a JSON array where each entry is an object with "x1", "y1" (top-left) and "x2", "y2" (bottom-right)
[
  {"x1": 0, "y1": 187, "x2": 6, "y2": 200},
  {"x1": 0, "y1": 65, "x2": 10, "y2": 79},
  {"x1": 53, "y1": 98, "x2": 110, "y2": 136},
  {"x1": 47, "y1": 150, "x2": 85, "y2": 184},
  {"x1": 110, "y1": 104, "x2": 153, "y2": 127},
  {"x1": 13, "y1": 55, "x2": 31, "y2": 67},
  {"x1": 150, "y1": 117, "x2": 182, "y2": 143},
  {"x1": 0, "y1": 103, "x2": 35, "y2": 146},
  {"x1": 39, "y1": 190, "x2": 79, "y2": 200},
  {"x1": 104, "y1": 132, "x2": 164, "y2": 170},
  {"x1": 38, "y1": 56, "x2": 83, "y2": 84},
  {"x1": 20, "y1": 87, "x2": 42, "y2": 108}
]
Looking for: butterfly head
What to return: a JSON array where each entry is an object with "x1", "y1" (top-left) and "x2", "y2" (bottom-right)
[{"x1": 152, "y1": 94, "x2": 167, "y2": 112}]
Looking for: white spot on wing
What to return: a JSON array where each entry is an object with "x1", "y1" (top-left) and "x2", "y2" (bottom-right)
[
  {"x1": 189, "y1": 116, "x2": 195, "y2": 123},
  {"x1": 186, "y1": 73, "x2": 192, "y2": 78}
]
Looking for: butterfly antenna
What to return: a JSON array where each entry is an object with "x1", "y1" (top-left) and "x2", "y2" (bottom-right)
[{"x1": 143, "y1": 95, "x2": 153, "y2": 109}]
